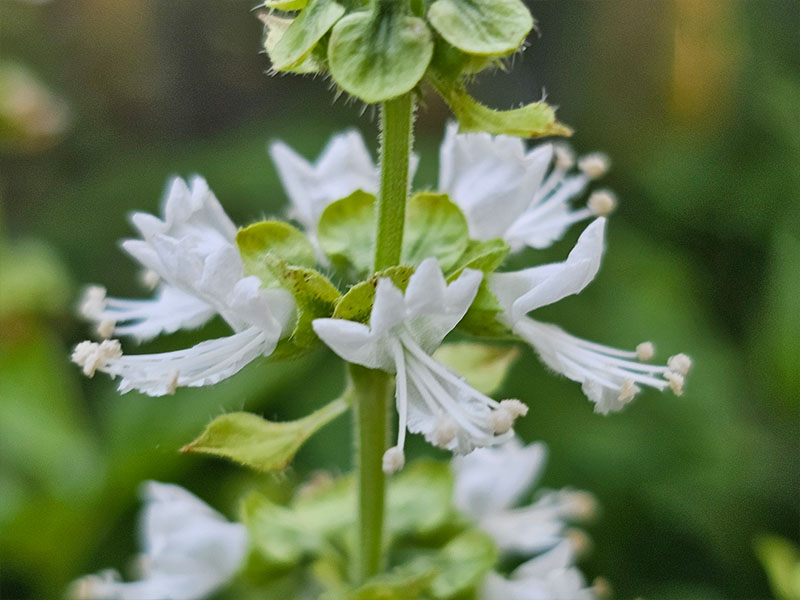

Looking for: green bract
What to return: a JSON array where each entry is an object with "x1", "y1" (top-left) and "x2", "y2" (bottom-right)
[
  {"x1": 427, "y1": 0, "x2": 533, "y2": 57},
  {"x1": 181, "y1": 397, "x2": 348, "y2": 471},
  {"x1": 328, "y1": 7, "x2": 433, "y2": 103},
  {"x1": 268, "y1": 0, "x2": 345, "y2": 72},
  {"x1": 318, "y1": 190, "x2": 377, "y2": 275},
  {"x1": 403, "y1": 192, "x2": 468, "y2": 272},
  {"x1": 334, "y1": 266, "x2": 414, "y2": 323}
]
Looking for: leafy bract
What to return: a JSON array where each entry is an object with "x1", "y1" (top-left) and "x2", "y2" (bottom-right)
[
  {"x1": 237, "y1": 220, "x2": 316, "y2": 284},
  {"x1": 446, "y1": 238, "x2": 510, "y2": 280},
  {"x1": 328, "y1": 8, "x2": 433, "y2": 103},
  {"x1": 181, "y1": 397, "x2": 349, "y2": 471},
  {"x1": 264, "y1": 0, "x2": 308, "y2": 11},
  {"x1": 402, "y1": 192, "x2": 469, "y2": 272},
  {"x1": 456, "y1": 281, "x2": 510, "y2": 337},
  {"x1": 262, "y1": 14, "x2": 325, "y2": 74},
  {"x1": 333, "y1": 266, "x2": 414, "y2": 323},
  {"x1": 318, "y1": 190, "x2": 377, "y2": 275},
  {"x1": 267, "y1": 0, "x2": 345, "y2": 72},
  {"x1": 433, "y1": 343, "x2": 519, "y2": 395},
  {"x1": 427, "y1": 0, "x2": 533, "y2": 57},
  {"x1": 429, "y1": 530, "x2": 497, "y2": 598},
  {"x1": 428, "y1": 71, "x2": 572, "y2": 138},
  {"x1": 387, "y1": 460, "x2": 454, "y2": 536}
]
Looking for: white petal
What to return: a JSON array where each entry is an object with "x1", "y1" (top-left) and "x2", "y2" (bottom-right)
[
  {"x1": 270, "y1": 130, "x2": 379, "y2": 231},
  {"x1": 511, "y1": 539, "x2": 576, "y2": 579},
  {"x1": 70, "y1": 482, "x2": 247, "y2": 600},
  {"x1": 101, "y1": 327, "x2": 273, "y2": 396},
  {"x1": 98, "y1": 285, "x2": 216, "y2": 342},
  {"x1": 312, "y1": 318, "x2": 392, "y2": 371},
  {"x1": 370, "y1": 277, "x2": 409, "y2": 337},
  {"x1": 452, "y1": 439, "x2": 547, "y2": 519},
  {"x1": 226, "y1": 277, "x2": 296, "y2": 338},
  {"x1": 439, "y1": 122, "x2": 552, "y2": 241},
  {"x1": 490, "y1": 218, "x2": 606, "y2": 323}
]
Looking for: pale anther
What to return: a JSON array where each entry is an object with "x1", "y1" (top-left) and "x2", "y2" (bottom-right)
[
  {"x1": 618, "y1": 379, "x2": 641, "y2": 404},
  {"x1": 166, "y1": 369, "x2": 180, "y2": 395},
  {"x1": 499, "y1": 398, "x2": 528, "y2": 418},
  {"x1": 382, "y1": 446, "x2": 405, "y2": 474},
  {"x1": 564, "y1": 490, "x2": 598, "y2": 520},
  {"x1": 666, "y1": 371, "x2": 684, "y2": 395},
  {"x1": 578, "y1": 152, "x2": 611, "y2": 179},
  {"x1": 588, "y1": 190, "x2": 617, "y2": 216},
  {"x1": 668, "y1": 353, "x2": 692, "y2": 375},
  {"x1": 140, "y1": 268, "x2": 161, "y2": 290},
  {"x1": 636, "y1": 341, "x2": 655, "y2": 361},
  {"x1": 97, "y1": 319, "x2": 115, "y2": 339},
  {"x1": 80, "y1": 285, "x2": 106, "y2": 318},
  {"x1": 553, "y1": 143, "x2": 576, "y2": 169},
  {"x1": 432, "y1": 418, "x2": 458, "y2": 448},
  {"x1": 489, "y1": 409, "x2": 514, "y2": 435},
  {"x1": 565, "y1": 528, "x2": 591, "y2": 557},
  {"x1": 71, "y1": 339, "x2": 122, "y2": 377}
]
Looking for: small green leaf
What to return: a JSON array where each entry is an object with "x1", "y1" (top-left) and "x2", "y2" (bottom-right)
[
  {"x1": 447, "y1": 238, "x2": 510, "y2": 280},
  {"x1": 402, "y1": 192, "x2": 469, "y2": 272},
  {"x1": 457, "y1": 281, "x2": 511, "y2": 337},
  {"x1": 755, "y1": 535, "x2": 800, "y2": 600},
  {"x1": 333, "y1": 266, "x2": 414, "y2": 324},
  {"x1": 268, "y1": 0, "x2": 345, "y2": 72},
  {"x1": 428, "y1": 71, "x2": 572, "y2": 139},
  {"x1": 328, "y1": 8, "x2": 434, "y2": 103},
  {"x1": 430, "y1": 530, "x2": 498, "y2": 599},
  {"x1": 351, "y1": 562, "x2": 438, "y2": 600},
  {"x1": 262, "y1": 14, "x2": 324, "y2": 74},
  {"x1": 317, "y1": 190, "x2": 377, "y2": 276},
  {"x1": 264, "y1": 0, "x2": 308, "y2": 11},
  {"x1": 241, "y1": 493, "x2": 319, "y2": 567},
  {"x1": 237, "y1": 220, "x2": 317, "y2": 286},
  {"x1": 428, "y1": 0, "x2": 533, "y2": 57},
  {"x1": 181, "y1": 398, "x2": 349, "y2": 471},
  {"x1": 293, "y1": 474, "x2": 356, "y2": 537},
  {"x1": 433, "y1": 342, "x2": 519, "y2": 395},
  {"x1": 388, "y1": 460, "x2": 455, "y2": 536}
]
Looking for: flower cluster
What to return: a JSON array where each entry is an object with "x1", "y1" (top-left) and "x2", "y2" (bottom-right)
[{"x1": 74, "y1": 126, "x2": 690, "y2": 471}]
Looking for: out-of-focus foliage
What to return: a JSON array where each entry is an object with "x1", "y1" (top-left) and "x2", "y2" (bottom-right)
[{"x1": 0, "y1": 1, "x2": 797, "y2": 599}]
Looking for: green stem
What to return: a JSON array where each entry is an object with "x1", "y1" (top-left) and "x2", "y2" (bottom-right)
[
  {"x1": 350, "y1": 364, "x2": 392, "y2": 583},
  {"x1": 373, "y1": 93, "x2": 414, "y2": 271}
]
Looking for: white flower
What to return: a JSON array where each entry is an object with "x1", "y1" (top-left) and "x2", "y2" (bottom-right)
[
  {"x1": 74, "y1": 176, "x2": 295, "y2": 396},
  {"x1": 312, "y1": 258, "x2": 527, "y2": 470},
  {"x1": 489, "y1": 218, "x2": 691, "y2": 414},
  {"x1": 69, "y1": 481, "x2": 248, "y2": 600},
  {"x1": 438, "y1": 122, "x2": 614, "y2": 251},
  {"x1": 480, "y1": 541, "x2": 597, "y2": 600},
  {"x1": 452, "y1": 440, "x2": 598, "y2": 600},
  {"x1": 270, "y1": 130, "x2": 421, "y2": 234}
]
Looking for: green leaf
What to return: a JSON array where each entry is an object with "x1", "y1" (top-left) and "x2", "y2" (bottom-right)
[
  {"x1": 402, "y1": 192, "x2": 469, "y2": 272},
  {"x1": 351, "y1": 562, "x2": 438, "y2": 600},
  {"x1": 428, "y1": 0, "x2": 533, "y2": 57},
  {"x1": 328, "y1": 8, "x2": 434, "y2": 103},
  {"x1": 433, "y1": 343, "x2": 519, "y2": 395},
  {"x1": 262, "y1": 14, "x2": 324, "y2": 74},
  {"x1": 333, "y1": 266, "x2": 414, "y2": 324},
  {"x1": 0, "y1": 239, "x2": 71, "y2": 318},
  {"x1": 428, "y1": 71, "x2": 572, "y2": 139},
  {"x1": 264, "y1": 0, "x2": 308, "y2": 11},
  {"x1": 267, "y1": 0, "x2": 345, "y2": 72},
  {"x1": 755, "y1": 535, "x2": 800, "y2": 600},
  {"x1": 241, "y1": 492, "x2": 322, "y2": 567},
  {"x1": 181, "y1": 397, "x2": 349, "y2": 471},
  {"x1": 387, "y1": 459, "x2": 455, "y2": 536},
  {"x1": 429, "y1": 530, "x2": 498, "y2": 599},
  {"x1": 293, "y1": 473, "x2": 356, "y2": 537},
  {"x1": 237, "y1": 219, "x2": 317, "y2": 286},
  {"x1": 456, "y1": 281, "x2": 510, "y2": 337},
  {"x1": 317, "y1": 190, "x2": 377, "y2": 276},
  {"x1": 446, "y1": 238, "x2": 510, "y2": 279}
]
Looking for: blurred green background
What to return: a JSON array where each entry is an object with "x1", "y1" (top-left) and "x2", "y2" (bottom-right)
[{"x1": 1, "y1": 1, "x2": 798, "y2": 598}]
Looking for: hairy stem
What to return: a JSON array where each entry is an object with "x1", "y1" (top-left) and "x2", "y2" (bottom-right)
[
  {"x1": 373, "y1": 93, "x2": 414, "y2": 271},
  {"x1": 350, "y1": 364, "x2": 392, "y2": 583}
]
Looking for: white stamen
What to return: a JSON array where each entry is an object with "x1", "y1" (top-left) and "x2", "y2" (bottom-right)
[
  {"x1": 166, "y1": 369, "x2": 180, "y2": 395},
  {"x1": 140, "y1": 269, "x2": 160, "y2": 290},
  {"x1": 618, "y1": 379, "x2": 641, "y2": 403},
  {"x1": 71, "y1": 339, "x2": 122, "y2": 377},
  {"x1": 668, "y1": 353, "x2": 692, "y2": 375},
  {"x1": 80, "y1": 285, "x2": 107, "y2": 318},
  {"x1": 666, "y1": 371, "x2": 684, "y2": 395},
  {"x1": 563, "y1": 490, "x2": 598, "y2": 521},
  {"x1": 636, "y1": 341, "x2": 655, "y2": 361},
  {"x1": 588, "y1": 190, "x2": 617, "y2": 216},
  {"x1": 578, "y1": 153, "x2": 610, "y2": 179},
  {"x1": 432, "y1": 418, "x2": 458, "y2": 448},
  {"x1": 96, "y1": 319, "x2": 115, "y2": 339},
  {"x1": 565, "y1": 528, "x2": 592, "y2": 557},
  {"x1": 489, "y1": 409, "x2": 514, "y2": 434},
  {"x1": 499, "y1": 399, "x2": 528, "y2": 418},
  {"x1": 382, "y1": 446, "x2": 405, "y2": 474},
  {"x1": 553, "y1": 143, "x2": 576, "y2": 169}
]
